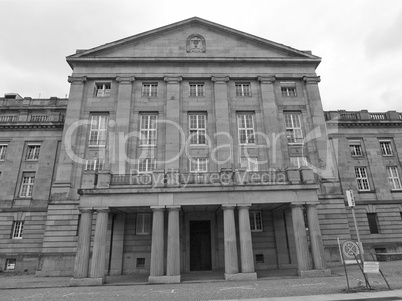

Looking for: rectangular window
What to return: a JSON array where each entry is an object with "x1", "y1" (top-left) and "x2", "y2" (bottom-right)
[
  {"x1": 136, "y1": 213, "x2": 150, "y2": 235},
  {"x1": 355, "y1": 167, "x2": 370, "y2": 191},
  {"x1": 237, "y1": 114, "x2": 255, "y2": 145},
  {"x1": 289, "y1": 156, "x2": 308, "y2": 168},
  {"x1": 12, "y1": 221, "x2": 24, "y2": 239},
  {"x1": 0, "y1": 144, "x2": 7, "y2": 160},
  {"x1": 240, "y1": 157, "x2": 258, "y2": 171},
  {"x1": 19, "y1": 174, "x2": 35, "y2": 197},
  {"x1": 189, "y1": 114, "x2": 206, "y2": 145},
  {"x1": 89, "y1": 115, "x2": 108, "y2": 146},
  {"x1": 138, "y1": 158, "x2": 155, "y2": 173},
  {"x1": 349, "y1": 140, "x2": 363, "y2": 157},
  {"x1": 6, "y1": 259, "x2": 16, "y2": 270},
  {"x1": 26, "y1": 145, "x2": 40, "y2": 160},
  {"x1": 190, "y1": 158, "x2": 207, "y2": 173},
  {"x1": 85, "y1": 159, "x2": 104, "y2": 171},
  {"x1": 387, "y1": 166, "x2": 402, "y2": 190},
  {"x1": 95, "y1": 83, "x2": 111, "y2": 97},
  {"x1": 189, "y1": 83, "x2": 205, "y2": 97},
  {"x1": 235, "y1": 83, "x2": 251, "y2": 97},
  {"x1": 140, "y1": 114, "x2": 157, "y2": 146},
  {"x1": 136, "y1": 258, "x2": 145, "y2": 268},
  {"x1": 142, "y1": 83, "x2": 158, "y2": 97},
  {"x1": 284, "y1": 113, "x2": 303, "y2": 144},
  {"x1": 367, "y1": 213, "x2": 379, "y2": 234},
  {"x1": 250, "y1": 211, "x2": 263, "y2": 231},
  {"x1": 281, "y1": 82, "x2": 297, "y2": 97},
  {"x1": 379, "y1": 140, "x2": 393, "y2": 156}
]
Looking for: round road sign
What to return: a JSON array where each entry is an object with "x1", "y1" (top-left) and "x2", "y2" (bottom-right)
[{"x1": 342, "y1": 241, "x2": 360, "y2": 258}]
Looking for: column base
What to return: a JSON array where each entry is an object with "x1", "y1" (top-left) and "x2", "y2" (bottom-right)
[
  {"x1": 69, "y1": 277, "x2": 104, "y2": 286},
  {"x1": 148, "y1": 275, "x2": 181, "y2": 283},
  {"x1": 297, "y1": 269, "x2": 331, "y2": 277},
  {"x1": 224, "y1": 272, "x2": 257, "y2": 281}
]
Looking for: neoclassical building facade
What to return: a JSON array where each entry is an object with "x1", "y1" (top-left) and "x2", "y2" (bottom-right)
[{"x1": 0, "y1": 18, "x2": 401, "y2": 284}]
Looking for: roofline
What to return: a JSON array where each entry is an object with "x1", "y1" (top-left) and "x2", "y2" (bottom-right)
[{"x1": 66, "y1": 17, "x2": 320, "y2": 63}]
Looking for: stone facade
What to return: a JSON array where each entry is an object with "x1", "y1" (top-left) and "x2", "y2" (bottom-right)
[{"x1": 0, "y1": 18, "x2": 401, "y2": 282}]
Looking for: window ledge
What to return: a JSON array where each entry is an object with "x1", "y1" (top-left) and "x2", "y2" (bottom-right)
[
  {"x1": 391, "y1": 189, "x2": 402, "y2": 192},
  {"x1": 357, "y1": 190, "x2": 376, "y2": 194}
]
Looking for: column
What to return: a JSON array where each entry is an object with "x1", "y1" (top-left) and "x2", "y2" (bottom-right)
[
  {"x1": 164, "y1": 76, "x2": 182, "y2": 171},
  {"x1": 90, "y1": 208, "x2": 109, "y2": 281},
  {"x1": 291, "y1": 204, "x2": 312, "y2": 273},
  {"x1": 306, "y1": 203, "x2": 326, "y2": 270},
  {"x1": 211, "y1": 76, "x2": 232, "y2": 169},
  {"x1": 238, "y1": 205, "x2": 256, "y2": 278},
  {"x1": 113, "y1": 76, "x2": 135, "y2": 175},
  {"x1": 166, "y1": 206, "x2": 181, "y2": 281},
  {"x1": 73, "y1": 208, "x2": 93, "y2": 278},
  {"x1": 222, "y1": 205, "x2": 238, "y2": 277},
  {"x1": 149, "y1": 206, "x2": 165, "y2": 278}
]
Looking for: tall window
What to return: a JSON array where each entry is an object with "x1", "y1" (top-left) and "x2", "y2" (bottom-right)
[
  {"x1": 379, "y1": 140, "x2": 393, "y2": 156},
  {"x1": 367, "y1": 213, "x2": 380, "y2": 234},
  {"x1": 281, "y1": 83, "x2": 297, "y2": 97},
  {"x1": 355, "y1": 167, "x2": 370, "y2": 191},
  {"x1": 89, "y1": 115, "x2": 108, "y2": 146},
  {"x1": 387, "y1": 166, "x2": 402, "y2": 190},
  {"x1": 12, "y1": 221, "x2": 24, "y2": 239},
  {"x1": 189, "y1": 114, "x2": 206, "y2": 145},
  {"x1": 140, "y1": 115, "x2": 157, "y2": 146},
  {"x1": 250, "y1": 211, "x2": 263, "y2": 231},
  {"x1": 237, "y1": 114, "x2": 255, "y2": 145},
  {"x1": 19, "y1": 174, "x2": 35, "y2": 197},
  {"x1": 85, "y1": 159, "x2": 104, "y2": 171},
  {"x1": 189, "y1": 83, "x2": 205, "y2": 97},
  {"x1": 240, "y1": 157, "x2": 258, "y2": 171},
  {"x1": 26, "y1": 145, "x2": 40, "y2": 160},
  {"x1": 349, "y1": 140, "x2": 363, "y2": 157},
  {"x1": 138, "y1": 158, "x2": 155, "y2": 173},
  {"x1": 289, "y1": 157, "x2": 308, "y2": 168},
  {"x1": 0, "y1": 144, "x2": 7, "y2": 160},
  {"x1": 95, "y1": 83, "x2": 111, "y2": 97},
  {"x1": 284, "y1": 113, "x2": 303, "y2": 144},
  {"x1": 142, "y1": 83, "x2": 158, "y2": 97},
  {"x1": 136, "y1": 213, "x2": 151, "y2": 235},
  {"x1": 190, "y1": 158, "x2": 207, "y2": 172},
  {"x1": 235, "y1": 83, "x2": 251, "y2": 97}
]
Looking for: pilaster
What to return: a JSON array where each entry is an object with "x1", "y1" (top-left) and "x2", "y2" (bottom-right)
[{"x1": 211, "y1": 76, "x2": 232, "y2": 169}]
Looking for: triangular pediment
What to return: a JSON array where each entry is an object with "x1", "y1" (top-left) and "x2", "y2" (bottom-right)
[{"x1": 67, "y1": 17, "x2": 320, "y2": 65}]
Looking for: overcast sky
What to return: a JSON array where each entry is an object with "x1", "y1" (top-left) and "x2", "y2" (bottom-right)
[{"x1": 1, "y1": 0, "x2": 401, "y2": 112}]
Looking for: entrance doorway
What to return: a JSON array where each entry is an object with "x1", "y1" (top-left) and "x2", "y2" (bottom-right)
[{"x1": 190, "y1": 220, "x2": 212, "y2": 271}]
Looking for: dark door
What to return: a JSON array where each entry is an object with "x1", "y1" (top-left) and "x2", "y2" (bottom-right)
[{"x1": 190, "y1": 220, "x2": 212, "y2": 271}]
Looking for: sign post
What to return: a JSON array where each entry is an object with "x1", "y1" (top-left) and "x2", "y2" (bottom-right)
[{"x1": 346, "y1": 190, "x2": 364, "y2": 259}]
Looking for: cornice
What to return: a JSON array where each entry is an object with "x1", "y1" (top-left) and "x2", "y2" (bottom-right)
[
  {"x1": 326, "y1": 120, "x2": 402, "y2": 127},
  {"x1": 0, "y1": 123, "x2": 64, "y2": 130}
]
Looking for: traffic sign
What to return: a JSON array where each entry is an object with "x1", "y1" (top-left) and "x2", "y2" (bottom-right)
[
  {"x1": 364, "y1": 261, "x2": 380, "y2": 273},
  {"x1": 342, "y1": 240, "x2": 360, "y2": 259}
]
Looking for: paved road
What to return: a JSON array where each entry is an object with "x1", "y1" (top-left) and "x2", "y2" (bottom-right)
[{"x1": 1, "y1": 262, "x2": 401, "y2": 301}]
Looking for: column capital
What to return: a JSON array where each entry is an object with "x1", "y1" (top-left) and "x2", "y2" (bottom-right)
[
  {"x1": 211, "y1": 76, "x2": 230, "y2": 83},
  {"x1": 290, "y1": 203, "x2": 304, "y2": 208},
  {"x1": 68, "y1": 76, "x2": 87, "y2": 84},
  {"x1": 94, "y1": 207, "x2": 110, "y2": 214},
  {"x1": 258, "y1": 76, "x2": 276, "y2": 84},
  {"x1": 166, "y1": 205, "x2": 181, "y2": 211},
  {"x1": 116, "y1": 76, "x2": 135, "y2": 83},
  {"x1": 79, "y1": 208, "x2": 94, "y2": 214},
  {"x1": 151, "y1": 206, "x2": 165, "y2": 212},
  {"x1": 222, "y1": 204, "x2": 236, "y2": 210},
  {"x1": 237, "y1": 204, "x2": 252, "y2": 209},
  {"x1": 303, "y1": 75, "x2": 321, "y2": 84},
  {"x1": 305, "y1": 202, "x2": 319, "y2": 208},
  {"x1": 164, "y1": 76, "x2": 182, "y2": 83}
]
